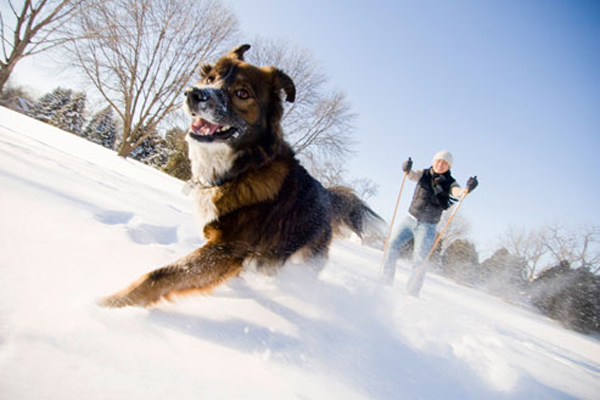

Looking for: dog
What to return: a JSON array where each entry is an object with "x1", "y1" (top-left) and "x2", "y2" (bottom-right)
[{"x1": 100, "y1": 44, "x2": 385, "y2": 308}]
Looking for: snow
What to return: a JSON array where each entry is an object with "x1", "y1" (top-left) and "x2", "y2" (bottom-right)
[{"x1": 0, "y1": 106, "x2": 598, "y2": 400}]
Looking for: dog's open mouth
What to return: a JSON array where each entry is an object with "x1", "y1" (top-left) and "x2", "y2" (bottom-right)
[{"x1": 189, "y1": 117, "x2": 237, "y2": 142}]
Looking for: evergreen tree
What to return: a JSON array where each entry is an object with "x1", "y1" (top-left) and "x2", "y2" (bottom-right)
[
  {"x1": 163, "y1": 127, "x2": 191, "y2": 181},
  {"x1": 529, "y1": 261, "x2": 600, "y2": 333},
  {"x1": 82, "y1": 107, "x2": 118, "y2": 150},
  {"x1": 130, "y1": 132, "x2": 171, "y2": 168},
  {"x1": 29, "y1": 87, "x2": 72, "y2": 124},
  {"x1": 441, "y1": 239, "x2": 480, "y2": 285},
  {"x1": 480, "y1": 248, "x2": 528, "y2": 299},
  {"x1": 53, "y1": 92, "x2": 86, "y2": 134},
  {"x1": 29, "y1": 87, "x2": 87, "y2": 134},
  {"x1": 163, "y1": 152, "x2": 191, "y2": 181}
]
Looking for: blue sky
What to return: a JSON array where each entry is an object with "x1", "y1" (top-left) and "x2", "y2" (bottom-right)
[
  {"x1": 9, "y1": 0, "x2": 599, "y2": 257},
  {"x1": 224, "y1": 0, "x2": 600, "y2": 255}
]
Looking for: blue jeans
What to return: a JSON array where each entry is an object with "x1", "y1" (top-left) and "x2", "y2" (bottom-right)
[{"x1": 380, "y1": 215, "x2": 437, "y2": 285}]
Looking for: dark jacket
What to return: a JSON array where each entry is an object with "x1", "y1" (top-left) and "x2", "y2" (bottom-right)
[{"x1": 408, "y1": 168, "x2": 458, "y2": 224}]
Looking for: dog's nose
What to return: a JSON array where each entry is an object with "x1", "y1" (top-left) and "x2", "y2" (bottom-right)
[{"x1": 185, "y1": 87, "x2": 209, "y2": 105}]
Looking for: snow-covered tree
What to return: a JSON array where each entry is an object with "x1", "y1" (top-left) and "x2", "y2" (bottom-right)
[
  {"x1": 82, "y1": 106, "x2": 118, "y2": 149},
  {"x1": 29, "y1": 87, "x2": 72, "y2": 124},
  {"x1": 29, "y1": 87, "x2": 86, "y2": 134},
  {"x1": 130, "y1": 132, "x2": 171, "y2": 168},
  {"x1": 54, "y1": 92, "x2": 86, "y2": 134}
]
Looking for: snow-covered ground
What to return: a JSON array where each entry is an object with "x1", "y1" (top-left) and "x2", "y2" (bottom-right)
[{"x1": 0, "y1": 106, "x2": 598, "y2": 400}]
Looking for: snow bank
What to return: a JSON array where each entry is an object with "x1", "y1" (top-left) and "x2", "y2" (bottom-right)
[{"x1": 0, "y1": 107, "x2": 598, "y2": 400}]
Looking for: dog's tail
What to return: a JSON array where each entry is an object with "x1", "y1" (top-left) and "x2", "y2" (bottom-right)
[{"x1": 327, "y1": 186, "x2": 387, "y2": 244}]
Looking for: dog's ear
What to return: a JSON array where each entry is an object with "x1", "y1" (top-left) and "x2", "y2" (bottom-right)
[
  {"x1": 274, "y1": 69, "x2": 296, "y2": 103},
  {"x1": 229, "y1": 44, "x2": 251, "y2": 61},
  {"x1": 199, "y1": 63, "x2": 213, "y2": 78}
]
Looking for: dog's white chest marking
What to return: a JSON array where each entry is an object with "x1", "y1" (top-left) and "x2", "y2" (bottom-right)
[
  {"x1": 190, "y1": 186, "x2": 219, "y2": 231},
  {"x1": 185, "y1": 138, "x2": 238, "y2": 230}
]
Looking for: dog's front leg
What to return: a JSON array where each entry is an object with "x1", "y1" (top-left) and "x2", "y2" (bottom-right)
[{"x1": 99, "y1": 243, "x2": 245, "y2": 308}]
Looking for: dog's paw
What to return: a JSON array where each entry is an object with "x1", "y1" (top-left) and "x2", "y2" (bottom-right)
[
  {"x1": 97, "y1": 293, "x2": 145, "y2": 308},
  {"x1": 97, "y1": 279, "x2": 157, "y2": 308}
]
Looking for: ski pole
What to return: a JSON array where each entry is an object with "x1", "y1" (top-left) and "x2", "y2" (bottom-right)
[
  {"x1": 406, "y1": 186, "x2": 471, "y2": 296},
  {"x1": 381, "y1": 158, "x2": 411, "y2": 262}
]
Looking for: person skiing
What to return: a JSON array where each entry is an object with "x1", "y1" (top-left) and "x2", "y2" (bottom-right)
[{"x1": 380, "y1": 150, "x2": 478, "y2": 293}]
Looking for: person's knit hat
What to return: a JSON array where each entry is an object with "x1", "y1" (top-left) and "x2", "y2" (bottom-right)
[{"x1": 433, "y1": 150, "x2": 453, "y2": 168}]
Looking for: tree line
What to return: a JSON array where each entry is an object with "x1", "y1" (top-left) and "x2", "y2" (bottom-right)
[{"x1": 413, "y1": 222, "x2": 600, "y2": 334}]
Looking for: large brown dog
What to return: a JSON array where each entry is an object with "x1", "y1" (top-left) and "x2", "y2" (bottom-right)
[{"x1": 100, "y1": 45, "x2": 385, "y2": 308}]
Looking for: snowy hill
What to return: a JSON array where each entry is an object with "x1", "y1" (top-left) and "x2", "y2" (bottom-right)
[{"x1": 0, "y1": 106, "x2": 598, "y2": 400}]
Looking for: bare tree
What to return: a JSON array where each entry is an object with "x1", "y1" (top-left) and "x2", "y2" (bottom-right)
[
  {"x1": 246, "y1": 38, "x2": 356, "y2": 166},
  {"x1": 305, "y1": 157, "x2": 347, "y2": 188},
  {"x1": 348, "y1": 177, "x2": 379, "y2": 202},
  {"x1": 242, "y1": 38, "x2": 383, "y2": 198},
  {"x1": 541, "y1": 224, "x2": 600, "y2": 273},
  {"x1": 0, "y1": 0, "x2": 84, "y2": 93},
  {"x1": 500, "y1": 226, "x2": 548, "y2": 281},
  {"x1": 67, "y1": 0, "x2": 238, "y2": 157},
  {"x1": 500, "y1": 224, "x2": 600, "y2": 278},
  {"x1": 439, "y1": 209, "x2": 470, "y2": 250},
  {"x1": 301, "y1": 155, "x2": 379, "y2": 201}
]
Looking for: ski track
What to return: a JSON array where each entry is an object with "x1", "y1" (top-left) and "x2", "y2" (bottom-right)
[{"x1": 0, "y1": 107, "x2": 599, "y2": 400}]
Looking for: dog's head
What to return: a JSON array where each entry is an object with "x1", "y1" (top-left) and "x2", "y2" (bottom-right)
[{"x1": 183, "y1": 44, "x2": 295, "y2": 151}]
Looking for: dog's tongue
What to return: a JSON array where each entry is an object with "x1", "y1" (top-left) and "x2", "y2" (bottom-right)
[{"x1": 191, "y1": 118, "x2": 220, "y2": 136}]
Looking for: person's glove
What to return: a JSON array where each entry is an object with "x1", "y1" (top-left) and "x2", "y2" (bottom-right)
[
  {"x1": 402, "y1": 157, "x2": 413, "y2": 174},
  {"x1": 466, "y1": 176, "x2": 478, "y2": 192}
]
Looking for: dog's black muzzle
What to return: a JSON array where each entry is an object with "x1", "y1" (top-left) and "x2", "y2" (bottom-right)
[
  {"x1": 184, "y1": 87, "x2": 228, "y2": 116},
  {"x1": 185, "y1": 87, "x2": 210, "y2": 105}
]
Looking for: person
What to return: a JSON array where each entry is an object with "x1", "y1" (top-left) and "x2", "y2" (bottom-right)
[{"x1": 380, "y1": 150, "x2": 478, "y2": 295}]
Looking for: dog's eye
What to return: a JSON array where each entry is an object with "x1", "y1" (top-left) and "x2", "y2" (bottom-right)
[
  {"x1": 206, "y1": 75, "x2": 215, "y2": 84},
  {"x1": 235, "y1": 89, "x2": 250, "y2": 100}
]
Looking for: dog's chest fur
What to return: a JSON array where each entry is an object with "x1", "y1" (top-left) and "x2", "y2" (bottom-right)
[
  {"x1": 186, "y1": 139, "x2": 289, "y2": 229},
  {"x1": 186, "y1": 137, "x2": 293, "y2": 238},
  {"x1": 186, "y1": 140, "x2": 237, "y2": 229}
]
